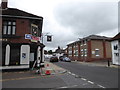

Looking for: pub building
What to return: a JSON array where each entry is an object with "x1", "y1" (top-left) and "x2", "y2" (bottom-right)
[{"x1": 0, "y1": 0, "x2": 45, "y2": 70}]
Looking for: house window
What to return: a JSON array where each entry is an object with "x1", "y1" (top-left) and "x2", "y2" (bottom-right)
[
  {"x1": 95, "y1": 49, "x2": 99, "y2": 56},
  {"x1": 68, "y1": 51, "x2": 72, "y2": 56},
  {"x1": 114, "y1": 45, "x2": 118, "y2": 50},
  {"x1": 114, "y1": 53, "x2": 119, "y2": 57},
  {"x1": 31, "y1": 24, "x2": 38, "y2": 37},
  {"x1": 2, "y1": 21, "x2": 16, "y2": 35}
]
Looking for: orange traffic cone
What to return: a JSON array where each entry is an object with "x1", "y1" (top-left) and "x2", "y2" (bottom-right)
[{"x1": 45, "y1": 64, "x2": 51, "y2": 75}]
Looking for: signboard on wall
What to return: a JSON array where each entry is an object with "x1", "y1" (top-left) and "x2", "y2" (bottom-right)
[
  {"x1": 25, "y1": 34, "x2": 32, "y2": 39},
  {"x1": 25, "y1": 34, "x2": 40, "y2": 42},
  {"x1": 31, "y1": 36, "x2": 40, "y2": 42}
]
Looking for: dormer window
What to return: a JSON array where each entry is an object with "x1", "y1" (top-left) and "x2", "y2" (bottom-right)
[{"x1": 2, "y1": 21, "x2": 16, "y2": 35}]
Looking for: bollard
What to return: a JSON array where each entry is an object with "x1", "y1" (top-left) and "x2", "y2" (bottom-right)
[{"x1": 107, "y1": 60, "x2": 110, "y2": 67}]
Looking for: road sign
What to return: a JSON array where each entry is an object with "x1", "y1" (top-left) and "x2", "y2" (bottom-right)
[{"x1": 25, "y1": 34, "x2": 32, "y2": 39}]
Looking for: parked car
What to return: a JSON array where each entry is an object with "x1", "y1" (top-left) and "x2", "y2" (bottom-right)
[
  {"x1": 63, "y1": 57, "x2": 71, "y2": 62},
  {"x1": 59, "y1": 56, "x2": 64, "y2": 61},
  {"x1": 50, "y1": 56, "x2": 59, "y2": 62}
]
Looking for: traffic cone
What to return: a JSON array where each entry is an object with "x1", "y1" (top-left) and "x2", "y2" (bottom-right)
[{"x1": 45, "y1": 64, "x2": 51, "y2": 75}]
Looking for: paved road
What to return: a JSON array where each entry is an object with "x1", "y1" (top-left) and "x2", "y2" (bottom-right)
[
  {"x1": 54, "y1": 61, "x2": 119, "y2": 88},
  {"x1": 2, "y1": 70, "x2": 100, "y2": 89}
]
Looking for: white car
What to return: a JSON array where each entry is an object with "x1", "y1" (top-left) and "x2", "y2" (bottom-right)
[{"x1": 63, "y1": 57, "x2": 71, "y2": 62}]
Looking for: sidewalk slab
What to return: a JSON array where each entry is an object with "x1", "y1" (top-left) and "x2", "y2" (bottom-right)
[{"x1": 72, "y1": 60, "x2": 119, "y2": 68}]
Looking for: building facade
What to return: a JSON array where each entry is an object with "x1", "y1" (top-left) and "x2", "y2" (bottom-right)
[
  {"x1": 67, "y1": 35, "x2": 112, "y2": 62},
  {"x1": 111, "y1": 33, "x2": 120, "y2": 65},
  {"x1": 0, "y1": 0, "x2": 45, "y2": 69}
]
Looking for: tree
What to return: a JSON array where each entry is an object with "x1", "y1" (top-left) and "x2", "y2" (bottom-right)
[
  {"x1": 44, "y1": 50, "x2": 48, "y2": 54},
  {"x1": 48, "y1": 50, "x2": 53, "y2": 54}
]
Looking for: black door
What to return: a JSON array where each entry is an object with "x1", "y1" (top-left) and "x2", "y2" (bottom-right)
[{"x1": 9, "y1": 45, "x2": 20, "y2": 65}]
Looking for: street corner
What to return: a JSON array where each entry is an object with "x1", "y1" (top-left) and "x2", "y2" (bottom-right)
[
  {"x1": 107, "y1": 65, "x2": 120, "y2": 69},
  {"x1": 44, "y1": 61, "x2": 67, "y2": 75}
]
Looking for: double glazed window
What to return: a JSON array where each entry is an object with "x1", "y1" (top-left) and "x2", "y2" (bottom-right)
[{"x1": 2, "y1": 21, "x2": 16, "y2": 35}]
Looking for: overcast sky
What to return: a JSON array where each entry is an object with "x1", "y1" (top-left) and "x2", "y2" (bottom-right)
[{"x1": 6, "y1": 0, "x2": 119, "y2": 51}]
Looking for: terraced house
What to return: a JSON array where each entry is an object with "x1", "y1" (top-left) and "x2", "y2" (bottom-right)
[
  {"x1": 0, "y1": 0, "x2": 45, "y2": 70},
  {"x1": 67, "y1": 35, "x2": 112, "y2": 62}
]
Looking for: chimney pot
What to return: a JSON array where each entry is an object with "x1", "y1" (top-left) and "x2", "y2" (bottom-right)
[{"x1": 1, "y1": 0, "x2": 8, "y2": 9}]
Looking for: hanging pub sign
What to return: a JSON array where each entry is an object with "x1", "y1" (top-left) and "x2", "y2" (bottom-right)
[{"x1": 47, "y1": 35, "x2": 52, "y2": 42}]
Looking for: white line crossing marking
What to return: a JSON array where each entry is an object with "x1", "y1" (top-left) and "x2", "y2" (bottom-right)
[{"x1": 88, "y1": 81, "x2": 94, "y2": 84}]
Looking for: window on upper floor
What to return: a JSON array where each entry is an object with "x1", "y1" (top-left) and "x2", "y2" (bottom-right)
[
  {"x1": 114, "y1": 45, "x2": 118, "y2": 50},
  {"x1": 31, "y1": 24, "x2": 38, "y2": 37},
  {"x1": 2, "y1": 21, "x2": 16, "y2": 35}
]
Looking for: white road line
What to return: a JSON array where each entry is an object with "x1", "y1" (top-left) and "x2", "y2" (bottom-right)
[
  {"x1": 81, "y1": 78, "x2": 87, "y2": 81},
  {"x1": 88, "y1": 81, "x2": 94, "y2": 84},
  {"x1": 71, "y1": 73, "x2": 76, "y2": 76},
  {"x1": 97, "y1": 84, "x2": 106, "y2": 88},
  {"x1": 59, "y1": 86, "x2": 68, "y2": 88},
  {"x1": 68, "y1": 72, "x2": 72, "y2": 74}
]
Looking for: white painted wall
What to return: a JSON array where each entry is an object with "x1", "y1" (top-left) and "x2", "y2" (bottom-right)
[
  {"x1": 20, "y1": 45, "x2": 30, "y2": 65},
  {"x1": 111, "y1": 40, "x2": 120, "y2": 65},
  {"x1": 5, "y1": 44, "x2": 10, "y2": 65}
]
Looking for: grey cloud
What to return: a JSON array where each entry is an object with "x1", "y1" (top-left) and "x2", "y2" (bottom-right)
[{"x1": 54, "y1": 2, "x2": 118, "y2": 37}]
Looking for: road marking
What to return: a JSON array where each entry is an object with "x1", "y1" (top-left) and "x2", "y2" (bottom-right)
[
  {"x1": 97, "y1": 84, "x2": 106, "y2": 88},
  {"x1": 68, "y1": 71, "x2": 72, "y2": 74},
  {"x1": 71, "y1": 73, "x2": 76, "y2": 76},
  {"x1": 59, "y1": 86, "x2": 68, "y2": 88},
  {"x1": 88, "y1": 81, "x2": 94, "y2": 84},
  {"x1": 81, "y1": 78, "x2": 87, "y2": 81}
]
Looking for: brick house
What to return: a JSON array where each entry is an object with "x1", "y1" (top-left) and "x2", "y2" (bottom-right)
[
  {"x1": 0, "y1": 0, "x2": 45, "y2": 69},
  {"x1": 111, "y1": 32, "x2": 120, "y2": 65},
  {"x1": 67, "y1": 35, "x2": 112, "y2": 62}
]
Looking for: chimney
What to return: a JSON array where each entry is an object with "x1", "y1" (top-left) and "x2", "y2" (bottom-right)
[{"x1": 1, "y1": 0, "x2": 8, "y2": 9}]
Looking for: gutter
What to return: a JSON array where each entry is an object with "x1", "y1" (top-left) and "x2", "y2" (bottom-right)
[{"x1": 0, "y1": 15, "x2": 43, "y2": 20}]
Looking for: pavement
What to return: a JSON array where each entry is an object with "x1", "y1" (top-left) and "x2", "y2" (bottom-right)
[
  {"x1": 31, "y1": 61, "x2": 67, "y2": 75},
  {"x1": 72, "y1": 60, "x2": 120, "y2": 68}
]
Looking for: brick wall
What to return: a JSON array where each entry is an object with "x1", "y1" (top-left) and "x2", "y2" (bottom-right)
[{"x1": 9, "y1": 19, "x2": 30, "y2": 43}]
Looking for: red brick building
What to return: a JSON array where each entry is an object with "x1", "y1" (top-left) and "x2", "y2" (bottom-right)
[
  {"x1": 0, "y1": 0, "x2": 45, "y2": 69},
  {"x1": 67, "y1": 35, "x2": 112, "y2": 62}
]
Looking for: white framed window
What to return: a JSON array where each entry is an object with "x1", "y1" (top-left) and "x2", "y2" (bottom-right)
[
  {"x1": 68, "y1": 51, "x2": 72, "y2": 56},
  {"x1": 2, "y1": 21, "x2": 16, "y2": 35},
  {"x1": 95, "y1": 49, "x2": 99, "y2": 56}
]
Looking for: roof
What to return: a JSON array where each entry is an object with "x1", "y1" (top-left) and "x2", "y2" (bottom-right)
[
  {"x1": 1, "y1": 8, "x2": 43, "y2": 20},
  {"x1": 67, "y1": 40, "x2": 80, "y2": 46},
  {"x1": 111, "y1": 32, "x2": 120, "y2": 41},
  {"x1": 67, "y1": 35, "x2": 111, "y2": 46},
  {"x1": 82, "y1": 35, "x2": 111, "y2": 40}
]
